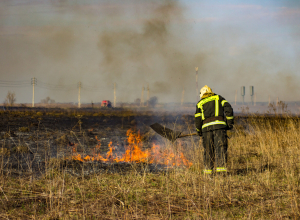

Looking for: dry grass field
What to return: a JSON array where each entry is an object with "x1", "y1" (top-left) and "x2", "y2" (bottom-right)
[{"x1": 0, "y1": 111, "x2": 299, "y2": 219}]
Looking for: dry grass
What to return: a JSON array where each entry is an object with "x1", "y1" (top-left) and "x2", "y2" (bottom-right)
[{"x1": 1, "y1": 115, "x2": 300, "y2": 219}]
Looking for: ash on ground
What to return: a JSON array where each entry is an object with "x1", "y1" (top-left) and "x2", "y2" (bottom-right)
[{"x1": 63, "y1": 160, "x2": 174, "y2": 177}]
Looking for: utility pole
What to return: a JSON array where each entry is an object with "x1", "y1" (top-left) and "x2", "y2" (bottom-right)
[
  {"x1": 31, "y1": 77, "x2": 37, "y2": 107},
  {"x1": 140, "y1": 86, "x2": 144, "y2": 107},
  {"x1": 195, "y1": 67, "x2": 198, "y2": 102},
  {"x1": 114, "y1": 83, "x2": 116, "y2": 108},
  {"x1": 249, "y1": 86, "x2": 254, "y2": 106},
  {"x1": 147, "y1": 84, "x2": 149, "y2": 107},
  {"x1": 78, "y1": 82, "x2": 81, "y2": 108},
  {"x1": 241, "y1": 86, "x2": 245, "y2": 105},
  {"x1": 181, "y1": 87, "x2": 185, "y2": 106}
]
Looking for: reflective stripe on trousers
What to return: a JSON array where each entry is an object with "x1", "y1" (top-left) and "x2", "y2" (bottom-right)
[
  {"x1": 203, "y1": 169, "x2": 212, "y2": 174},
  {"x1": 216, "y1": 167, "x2": 227, "y2": 172}
]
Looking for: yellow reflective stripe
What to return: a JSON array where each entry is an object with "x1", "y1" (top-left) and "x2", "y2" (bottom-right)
[
  {"x1": 195, "y1": 113, "x2": 202, "y2": 118},
  {"x1": 197, "y1": 95, "x2": 219, "y2": 120},
  {"x1": 216, "y1": 167, "x2": 227, "y2": 172},
  {"x1": 197, "y1": 95, "x2": 219, "y2": 108},
  {"x1": 215, "y1": 97, "x2": 219, "y2": 116},
  {"x1": 204, "y1": 169, "x2": 212, "y2": 174},
  {"x1": 226, "y1": 116, "x2": 234, "y2": 120},
  {"x1": 202, "y1": 120, "x2": 227, "y2": 129},
  {"x1": 221, "y1": 100, "x2": 228, "y2": 107},
  {"x1": 199, "y1": 105, "x2": 205, "y2": 120},
  {"x1": 196, "y1": 128, "x2": 200, "y2": 132}
]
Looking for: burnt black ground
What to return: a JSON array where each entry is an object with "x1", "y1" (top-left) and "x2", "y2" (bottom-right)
[
  {"x1": 0, "y1": 108, "x2": 198, "y2": 177},
  {"x1": 0, "y1": 107, "x2": 296, "y2": 177}
]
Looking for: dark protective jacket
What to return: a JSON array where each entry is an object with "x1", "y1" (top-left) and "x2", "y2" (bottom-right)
[{"x1": 195, "y1": 93, "x2": 234, "y2": 136}]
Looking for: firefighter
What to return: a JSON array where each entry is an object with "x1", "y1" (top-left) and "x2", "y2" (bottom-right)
[{"x1": 195, "y1": 85, "x2": 234, "y2": 176}]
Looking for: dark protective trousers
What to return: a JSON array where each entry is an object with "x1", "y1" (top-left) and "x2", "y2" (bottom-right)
[{"x1": 202, "y1": 129, "x2": 228, "y2": 171}]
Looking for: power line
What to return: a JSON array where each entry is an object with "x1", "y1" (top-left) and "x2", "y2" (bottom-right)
[
  {"x1": 38, "y1": 81, "x2": 76, "y2": 89},
  {"x1": 0, "y1": 84, "x2": 31, "y2": 87},
  {"x1": 0, "y1": 79, "x2": 107, "y2": 91},
  {"x1": 36, "y1": 84, "x2": 77, "y2": 91},
  {"x1": 81, "y1": 87, "x2": 104, "y2": 92},
  {"x1": 0, "y1": 80, "x2": 29, "y2": 83},
  {"x1": 0, "y1": 78, "x2": 118, "y2": 108},
  {"x1": 81, "y1": 84, "x2": 112, "y2": 92},
  {"x1": 0, "y1": 80, "x2": 30, "y2": 87}
]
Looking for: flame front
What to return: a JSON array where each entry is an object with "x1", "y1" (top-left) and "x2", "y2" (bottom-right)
[{"x1": 71, "y1": 129, "x2": 192, "y2": 167}]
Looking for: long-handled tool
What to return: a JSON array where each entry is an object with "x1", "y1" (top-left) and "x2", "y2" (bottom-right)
[{"x1": 150, "y1": 123, "x2": 197, "y2": 142}]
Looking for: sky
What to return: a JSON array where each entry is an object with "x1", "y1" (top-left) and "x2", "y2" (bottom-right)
[{"x1": 0, "y1": 0, "x2": 300, "y2": 104}]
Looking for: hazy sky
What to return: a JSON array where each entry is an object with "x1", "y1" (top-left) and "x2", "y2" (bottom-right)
[{"x1": 0, "y1": 0, "x2": 300, "y2": 104}]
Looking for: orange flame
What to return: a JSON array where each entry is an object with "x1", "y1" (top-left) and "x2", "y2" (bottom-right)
[{"x1": 71, "y1": 129, "x2": 192, "y2": 167}]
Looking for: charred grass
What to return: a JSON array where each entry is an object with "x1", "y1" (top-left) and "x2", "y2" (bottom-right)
[{"x1": 0, "y1": 111, "x2": 300, "y2": 219}]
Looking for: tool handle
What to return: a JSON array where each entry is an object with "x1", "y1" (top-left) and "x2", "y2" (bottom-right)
[{"x1": 178, "y1": 133, "x2": 198, "y2": 138}]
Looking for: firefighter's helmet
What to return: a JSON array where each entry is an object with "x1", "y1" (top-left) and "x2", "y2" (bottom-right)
[{"x1": 200, "y1": 85, "x2": 212, "y2": 99}]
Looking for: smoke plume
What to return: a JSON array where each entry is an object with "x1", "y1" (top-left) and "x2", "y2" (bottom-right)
[{"x1": 0, "y1": 0, "x2": 299, "y2": 104}]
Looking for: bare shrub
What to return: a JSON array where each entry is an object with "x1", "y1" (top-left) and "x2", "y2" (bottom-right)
[
  {"x1": 278, "y1": 100, "x2": 288, "y2": 113},
  {"x1": 148, "y1": 96, "x2": 158, "y2": 108},
  {"x1": 5, "y1": 91, "x2": 16, "y2": 106},
  {"x1": 134, "y1": 98, "x2": 141, "y2": 106},
  {"x1": 41, "y1": 96, "x2": 55, "y2": 104},
  {"x1": 268, "y1": 100, "x2": 288, "y2": 114}
]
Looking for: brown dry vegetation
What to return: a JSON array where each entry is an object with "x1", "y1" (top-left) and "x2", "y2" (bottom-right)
[{"x1": 0, "y1": 114, "x2": 300, "y2": 219}]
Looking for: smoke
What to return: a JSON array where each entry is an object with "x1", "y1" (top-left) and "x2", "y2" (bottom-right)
[
  {"x1": 97, "y1": 0, "x2": 207, "y2": 102},
  {"x1": 40, "y1": 27, "x2": 75, "y2": 62},
  {"x1": 0, "y1": 0, "x2": 299, "y2": 104},
  {"x1": 96, "y1": 0, "x2": 300, "y2": 103}
]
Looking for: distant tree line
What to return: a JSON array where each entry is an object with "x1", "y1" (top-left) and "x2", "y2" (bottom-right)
[{"x1": 134, "y1": 96, "x2": 158, "y2": 108}]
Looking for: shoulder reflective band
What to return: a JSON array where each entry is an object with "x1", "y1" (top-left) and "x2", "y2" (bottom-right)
[
  {"x1": 215, "y1": 96, "x2": 219, "y2": 116},
  {"x1": 221, "y1": 100, "x2": 228, "y2": 107},
  {"x1": 197, "y1": 95, "x2": 220, "y2": 119},
  {"x1": 195, "y1": 113, "x2": 202, "y2": 118},
  {"x1": 198, "y1": 95, "x2": 219, "y2": 108},
  {"x1": 202, "y1": 120, "x2": 227, "y2": 129},
  {"x1": 204, "y1": 169, "x2": 212, "y2": 174},
  {"x1": 200, "y1": 105, "x2": 204, "y2": 120},
  {"x1": 226, "y1": 116, "x2": 234, "y2": 120},
  {"x1": 216, "y1": 167, "x2": 227, "y2": 172}
]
